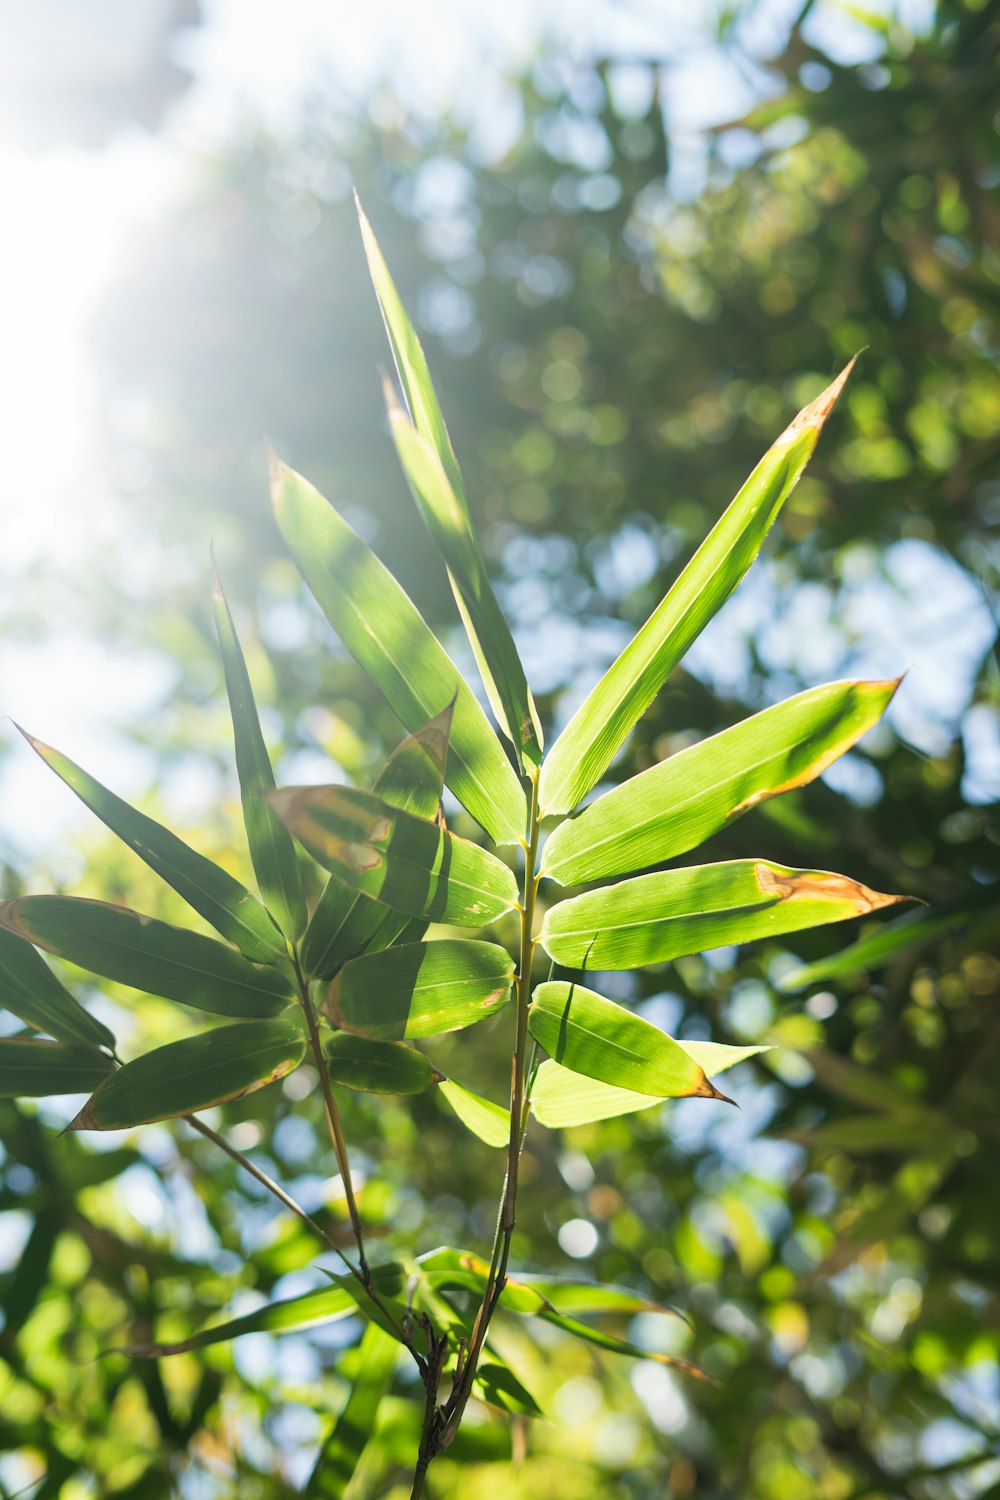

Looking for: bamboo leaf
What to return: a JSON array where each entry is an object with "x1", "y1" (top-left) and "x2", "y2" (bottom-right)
[
  {"x1": 323, "y1": 1033, "x2": 436, "y2": 1095},
  {"x1": 270, "y1": 785, "x2": 519, "y2": 926},
  {"x1": 0, "y1": 925, "x2": 115, "y2": 1049},
  {"x1": 539, "y1": 859, "x2": 909, "y2": 970},
  {"x1": 270, "y1": 456, "x2": 526, "y2": 846},
  {"x1": 777, "y1": 896, "x2": 989, "y2": 990},
  {"x1": 543, "y1": 676, "x2": 900, "y2": 885},
  {"x1": 18, "y1": 729, "x2": 286, "y2": 964},
  {"x1": 528, "y1": 981, "x2": 725, "y2": 1101},
  {"x1": 212, "y1": 562, "x2": 307, "y2": 939},
  {"x1": 69, "y1": 1017, "x2": 308, "y2": 1130},
  {"x1": 0, "y1": 1038, "x2": 115, "y2": 1098},
  {"x1": 306, "y1": 1324, "x2": 398, "y2": 1498},
  {"x1": 437, "y1": 1078, "x2": 510, "y2": 1146},
  {"x1": 473, "y1": 1358, "x2": 542, "y2": 1417},
  {"x1": 303, "y1": 705, "x2": 452, "y2": 980},
  {"x1": 326, "y1": 940, "x2": 514, "y2": 1040},
  {"x1": 0, "y1": 897, "x2": 294, "y2": 1020},
  {"x1": 539, "y1": 360, "x2": 858, "y2": 816}
]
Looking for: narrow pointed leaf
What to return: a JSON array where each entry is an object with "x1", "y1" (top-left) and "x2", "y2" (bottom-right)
[
  {"x1": 303, "y1": 705, "x2": 452, "y2": 980},
  {"x1": 323, "y1": 1033, "x2": 436, "y2": 1095},
  {"x1": 543, "y1": 676, "x2": 900, "y2": 885},
  {"x1": 528, "y1": 981, "x2": 723, "y2": 1100},
  {"x1": 19, "y1": 729, "x2": 286, "y2": 963},
  {"x1": 306, "y1": 1324, "x2": 398, "y2": 1499},
  {"x1": 473, "y1": 1358, "x2": 542, "y2": 1417},
  {"x1": 0, "y1": 1038, "x2": 115, "y2": 1098},
  {"x1": 212, "y1": 563, "x2": 307, "y2": 938},
  {"x1": 270, "y1": 457, "x2": 526, "y2": 845},
  {"x1": 778, "y1": 903, "x2": 979, "y2": 990},
  {"x1": 540, "y1": 859, "x2": 908, "y2": 970},
  {"x1": 0, "y1": 925, "x2": 114, "y2": 1049},
  {"x1": 270, "y1": 785, "x2": 518, "y2": 926},
  {"x1": 0, "y1": 897, "x2": 294, "y2": 1020},
  {"x1": 326, "y1": 940, "x2": 513, "y2": 1040},
  {"x1": 539, "y1": 360, "x2": 858, "y2": 816},
  {"x1": 386, "y1": 390, "x2": 542, "y2": 768},
  {"x1": 70, "y1": 1017, "x2": 307, "y2": 1130},
  {"x1": 438, "y1": 1078, "x2": 510, "y2": 1146}
]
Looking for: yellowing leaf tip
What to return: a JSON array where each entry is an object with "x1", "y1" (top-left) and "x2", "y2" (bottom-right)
[{"x1": 780, "y1": 352, "x2": 860, "y2": 444}]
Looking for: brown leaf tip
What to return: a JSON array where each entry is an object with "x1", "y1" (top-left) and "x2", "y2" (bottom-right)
[
  {"x1": 781, "y1": 352, "x2": 861, "y2": 443},
  {"x1": 755, "y1": 862, "x2": 910, "y2": 915}
]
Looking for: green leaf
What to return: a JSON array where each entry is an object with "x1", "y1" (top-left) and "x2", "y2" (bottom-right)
[
  {"x1": 539, "y1": 859, "x2": 908, "y2": 970},
  {"x1": 777, "y1": 898, "x2": 986, "y2": 990},
  {"x1": 527, "y1": 981, "x2": 725, "y2": 1101},
  {"x1": 473, "y1": 1358, "x2": 542, "y2": 1417},
  {"x1": 70, "y1": 1017, "x2": 308, "y2": 1130},
  {"x1": 323, "y1": 1033, "x2": 436, "y2": 1095},
  {"x1": 270, "y1": 784, "x2": 519, "y2": 926},
  {"x1": 302, "y1": 705, "x2": 451, "y2": 980},
  {"x1": 212, "y1": 562, "x2": 307, "y2": 939},
  {"x1": 542, "y1": 676, "x2": 900, "y2": 885},
  {"x1": 0, "y1": 897, "x2": 294, "y2": 1020},
  {"x1": 0, "y1": 925, "x2": 114, "y2": 1049},
  {"x1": 306, "y1": 1324, "x2": 398, "y2": 1498},
  {"x1": 539, "y1": 360, "x2": 858, "y2": 817},
  {"x1": 326, "y1": 940, "x2": 514, "y2": 1040},
  {"x1": 385, "y1": 383, "x2": 542, "y2": 769},
  {"x1": 438, "y1": 1078, "x2": 510, "y2": 1146},
  {"x1": 0, "y1": 1038, "x2": 115, "y2": 1098},
  {"x1": 18, "y1": 729, "x2": 286, "y2": 964},
  {"x1": 270, "y1": 456, "x2": 526, "y2": 846}
]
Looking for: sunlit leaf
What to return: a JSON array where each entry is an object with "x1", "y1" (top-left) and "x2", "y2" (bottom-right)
[
  {"x1": 326, "y1": 940, "x2": 513, "y2": 1040},
  {"x1": 0, "y1": 925, "x2": 114, "y2": 1049},
  {"x1": 70, "y1": 1016, "x2": 308, "y2": 1130},
  {"x1": 0, "y1": 896, "x2": 294, "y2": 1020},
  {"x1": 438, "y1": 1078, "x2": 510, "y2": 1146},
  {"x1": 306, "y1": 1323, "x2": 399, "y2": 1498},
  {"x1": 270, "y1": 456, "x2": 526, "y2": 845},
  {"x1": 0, "y1": 1038, "x2": 115, "y2": 1098},
  {"x1": 323, "y1": 1032, "x2": 437, "y2": 1095},
  {"x1": 18, "y1": 729, "x2": 286, "y2": 964},
  {"x1": 212, "y1": 561, "x2": 307, "y2": 939},
  {"x1": 527, "y1": 981, "x2": 725, "y2": 1101},
  {"x1": 270, "y1": 784, "x2": 519, "y2": 926},
  {"x1": 473, "y1": 1357, "x2": 542, "y2": 1417},
  {"x1": 539, "y1": 360, "x2": 858, "y2": 816},
  {"x1": 539, "y1": 858, "x2": 908, "y2": 969},
  {"x1": 543, "y1": 676, "x2": 900, "y2": 885},
  {"x1": 303, "y1": 704, "x2": 452, "y2": 980}
]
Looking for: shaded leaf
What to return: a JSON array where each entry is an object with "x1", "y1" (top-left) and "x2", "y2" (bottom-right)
[
  {"x1": 212, "y1": 561, "x2": 307, "y2": 938},
  {"x1": 438, "y1": 1078, "x2": 510, "y2": 1146},
  {"x1": 306, "y1": 1323, "x2": 398, "y2": 1498},
  {"x1": 539, "y1": 858, "x2": 908, "y2": 969},
  {"x1": 323, "y1": 1033, "x2": 436, "y2": 1095},
  {"x1": 473, "y1": 1358, "x2": 542, "y2": 1417},
  {"x1": 0, "y1": 1038, "x2": 115, "y2": 1098},
  {"x1": 539, "y1": 360, "x2": 858, "y2": 816},
  {"x1": 271, "y1": 784, "x2": 518, "y2": 926},
  {"x1": 326, "y1": 940, "x2": 513, "y2": 1040},
  {"x1": 70, "y1": 1017, "x2": 308, "y2": 1130},
  {"x1": 19, "y1": 729, "x2": 286, "y2": 964},
  {"x1": 777, "y1": 895, "x2": 990, "y2": 990},
  {"x1": 270, "y1": 456, "x2": 525, "y2": 845},
  {"x1": 543, "y1": 676, "x2": 900, "y2": 885},
  {"x1": 0, "y1": 896, "x2": 294, "y2": 1020},
  {"x1": 0, "y1": 925, "x2": 115, "y2": 1049}
]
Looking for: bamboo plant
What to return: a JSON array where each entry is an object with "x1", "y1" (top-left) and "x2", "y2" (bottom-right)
[{"x1": 0, "y1": 200, "x2": 909, "y2": 1495}]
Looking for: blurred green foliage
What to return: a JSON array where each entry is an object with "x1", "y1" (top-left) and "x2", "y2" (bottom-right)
[{"x1": 2, "y1": 1, "x2": 999, "y2": 1495}]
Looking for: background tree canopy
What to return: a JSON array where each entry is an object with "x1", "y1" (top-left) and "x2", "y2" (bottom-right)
[{"x1": 1, "y1": 1, "x2": 998, "y2": 1496}]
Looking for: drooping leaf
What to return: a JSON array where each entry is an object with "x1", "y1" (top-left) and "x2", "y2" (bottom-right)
[
  {"x1": 270, "y1": 785, "x2": 518, "y2": 926},
  {"x1": 326, "y1": 940, "x2": 514, "y2": 1040},
  {"x1": 303, "y1": 704, "x2": 452, "y2": 980},
  {"x1": 70, "y1": 1016, "x2": 308, "y2": 1130},
  {"x1": 539, "y1": 859, "x2": 908, "y2": 970},
  {"x1": 385, "y1": 383, "x2": 543, "y2": 769},
  {"x1": 0, "y1": 925, "x2": 115, "y2": 1049},
  {"x1": 527, "y1": 982, "x2": 725, "y2": 1101},
  {"x1": 542, "y1": 676, "x2": 900, "y2": 885},
  {"x1": 18, "y1": 729, "x2": 286, "y2": 964},
  {"x1": 438, "y1": 1078, "x2": 510, "y2": 1146},
  {"x1": 0, "y1": 1038, "x2": 115, "y2": 1098},
  {"x1": 323, "y1": 1033, "x2": 437, "y2": 1095},
  {"x1": 212, "y1": 561, "x2": 307, "y2": 939},
  {"x1": 306, "y1": 1324, "x2": 399, "y2": 1498},
  {"x1": 0, "y1": 897, "x2": 294, "y2": 1020},
  {"x1": 473, "y1": 1357, "x2": 542, "y2": 1417},
  {"x1": 539, "y1": 360, "x2": 858, "y2": 817},
  {"x1": 270, "y1": 456, "x2": 526, "y2": 846}
]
